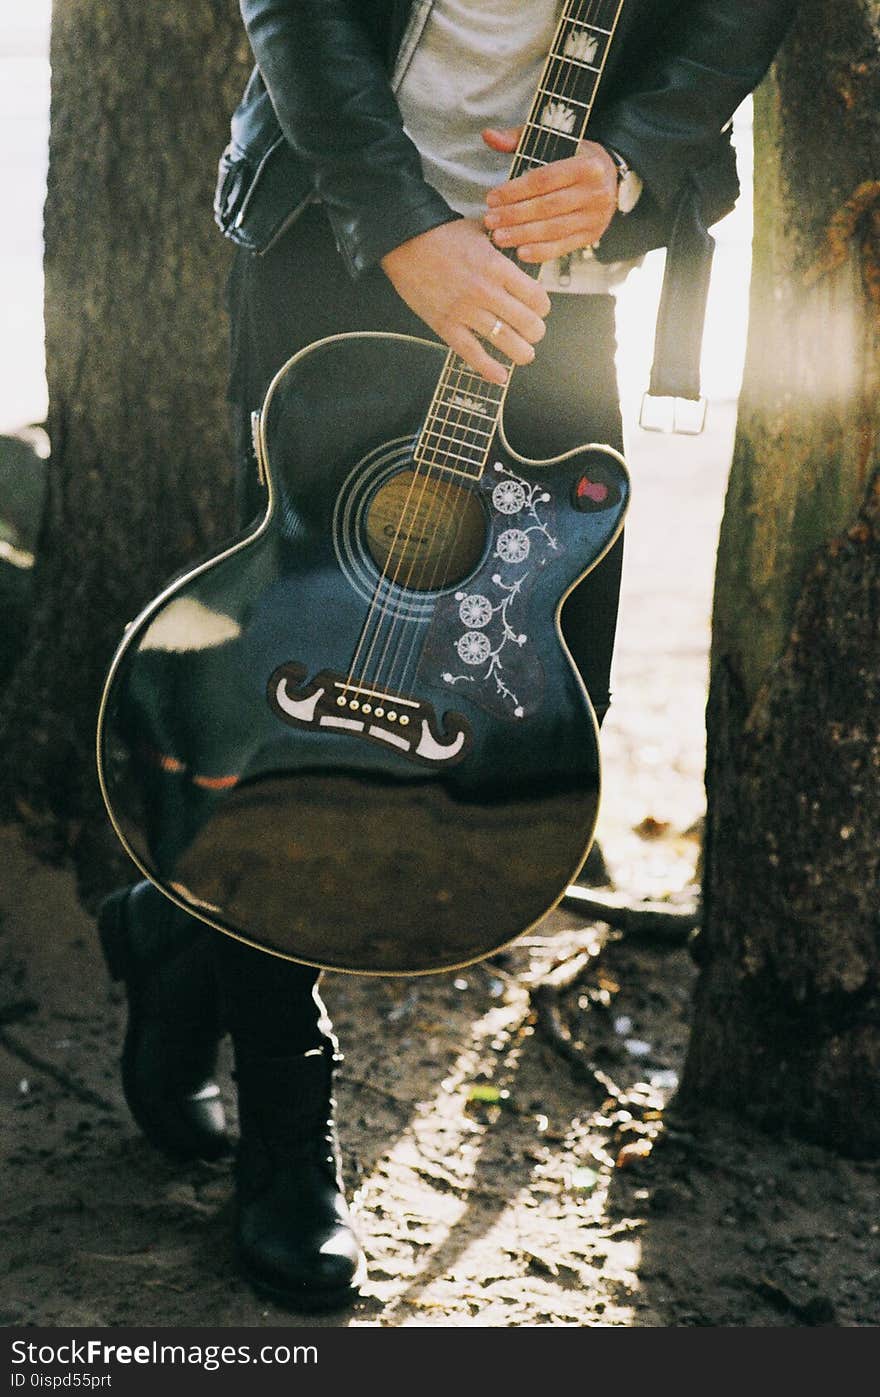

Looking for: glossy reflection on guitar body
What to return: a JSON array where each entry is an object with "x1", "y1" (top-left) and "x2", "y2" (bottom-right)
[{"x1": 98, "y1": 332, "x2": 629, "y2": 973}]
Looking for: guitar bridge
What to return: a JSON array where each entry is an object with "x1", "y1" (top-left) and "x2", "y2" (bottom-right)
[{"x1": 267, "y1": 664, "x2": 471, "y2": 768}]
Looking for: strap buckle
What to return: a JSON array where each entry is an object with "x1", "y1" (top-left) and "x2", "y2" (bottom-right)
[{"x1": 638, "y1": 393, "x2": 708, "y2": 436}]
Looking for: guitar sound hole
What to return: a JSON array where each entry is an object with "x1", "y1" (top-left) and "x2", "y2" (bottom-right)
[{"x1": 364, "y1": 469, "x2": 486, "y2": 592}]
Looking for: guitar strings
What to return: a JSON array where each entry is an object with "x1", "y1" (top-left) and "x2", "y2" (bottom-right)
[
  {"x1": 346, "y1": 354, "x2": 500, "y2": 697},
  {"x1": 367, "y1": 0, "x2": 607, "y2": 694},
  {"x1": 343, "y1": 338, "x2": 505, "y2": 694},
  {"x1": 388, "y1": 360, "x2": 511, "y2": 697},
  {"x1": 375, "y1": 0, "x2": 617, "y2": 697},
  {"x1": 347, "y1": 0, "x2": 620, "y2": 702},
  {"x1": 369, "y1": 0, "x2": 618, "y2": 700},
  {"x1": 362, "y1": 355, "x2": 508, "y2": 694},
  {"x1": 385, "y1": 0, "x2": 614, "y2": 690}
]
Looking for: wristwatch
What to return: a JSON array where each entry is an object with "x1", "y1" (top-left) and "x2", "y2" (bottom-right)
[{"x1": 607, "y1": 148, "x2": 642, "y2": 215}]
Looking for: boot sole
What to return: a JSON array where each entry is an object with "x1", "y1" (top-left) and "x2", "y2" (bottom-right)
[{"x1": 236, "y1": 1248, "x2": 367, "y2": 1314}]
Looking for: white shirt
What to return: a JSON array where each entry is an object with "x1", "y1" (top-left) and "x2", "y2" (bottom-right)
[{"x1": 393, "y1": 0, "x2": 636, "y2": 294}]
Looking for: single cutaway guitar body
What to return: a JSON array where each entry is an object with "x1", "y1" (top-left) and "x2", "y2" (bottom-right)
[
  {"x1": 97, "y1": 331, "x2": 629, "y2": 973},
  {"x1": 99, "y1": 0, "x2": 633, "y2": 972}
]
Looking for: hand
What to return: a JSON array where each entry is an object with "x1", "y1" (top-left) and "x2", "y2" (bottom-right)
[
  {"x1": 380, "y1": 218, "x2": 551, "y2": 386},
  {"x1": 482, "y1": 127, "x2": 617, "y2": 262}
]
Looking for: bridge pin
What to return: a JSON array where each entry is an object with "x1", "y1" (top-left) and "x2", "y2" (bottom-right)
[
  {"x1": 362, "y1": 703, "x2": 372, "y2": 714},
  {"x1": 375, "y1": 708, "x2": 384, "y2": 718},
  {"x1": 388, "y1": 711, "x2": 397, "y2": 722},
  {"x1": 399, "y1": 715, "x2": 410, "y2": 726},
  {"x1": 350, "y1": 700, "x2": 360, "y2": 711},
  {"x1": 337, "y1": 696, "x2": 347, "y2": 707}
]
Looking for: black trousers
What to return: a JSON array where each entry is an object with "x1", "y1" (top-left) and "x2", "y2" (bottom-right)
[{"x1": 200, "y1": 207, "x2": 626, "y2": 1046}]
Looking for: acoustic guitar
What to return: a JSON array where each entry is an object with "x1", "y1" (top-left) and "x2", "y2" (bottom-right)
[{"x1": 97, "y1": 0, "x2": 630, "y2": 973}]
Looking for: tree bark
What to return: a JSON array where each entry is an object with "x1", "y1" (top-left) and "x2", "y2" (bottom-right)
[
  {"x1": 0, "y1": 6, "x2": 250, "y2": 894},
  {"x1": 680, "y1": 1, "x2": 880, "y2": 1156}
]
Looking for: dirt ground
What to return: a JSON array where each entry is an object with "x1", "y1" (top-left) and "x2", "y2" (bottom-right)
[
  {"x1": 1, "y1": 825, "x2": 878, "y2": 1331},
  {"x1": 2, "y1": 406, "x2": 878, "y2": 1330}
]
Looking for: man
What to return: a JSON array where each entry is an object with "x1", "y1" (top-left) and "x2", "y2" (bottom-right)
[{"x1": 100, "y1": 0, "x2": 798, "y2": 1311}]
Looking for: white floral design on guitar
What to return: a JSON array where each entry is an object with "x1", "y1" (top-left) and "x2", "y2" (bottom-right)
[{"x1": 435, "y1": 462, "x2": 560, "y2": 720}]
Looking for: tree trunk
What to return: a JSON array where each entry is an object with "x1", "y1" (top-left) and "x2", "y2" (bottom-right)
[
  {"x1": 680, "y1": 1, "x2": 880, "y2": 1156},
  {"x1": 0, "y1": 6, "x2": 250, "y2": 895}
]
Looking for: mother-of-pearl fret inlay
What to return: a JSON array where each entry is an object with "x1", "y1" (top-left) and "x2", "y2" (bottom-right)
[
  {"x1": 540, "y1": 99, "x2": 577, "y2": 134},
  {"x1": 450, "y1": 394, "x2": 489, "y2": 414},
  {"x1": 564, "y1": 31, "x2": 599, "y2": 63}
]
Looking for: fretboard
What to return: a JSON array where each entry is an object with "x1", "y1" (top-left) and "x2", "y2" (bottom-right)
[{"x1": 414, "y1": 0, "x2": 625, "y2": 482}]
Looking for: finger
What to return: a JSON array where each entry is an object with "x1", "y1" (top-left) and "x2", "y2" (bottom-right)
[
  {"x1": 500, "y1": 262, "x2": 553, "y2": 318},
  {"x1": 485, "y1": 182, "x2": 592, "y2": 231},
  {"x1": 472, "y1": 309, "x2": 539, "y2": 368},
  {"x1": 447, "y1": 327, "x2": 510, "y2": 386},
  {"x1": 516, "y1": 228, "x2": 613, "y2": 263},
  {"x1": 487, "y1": 153, "x2": 588, "y2": 207},
  {"x1": 492, "y1": 209, "x2": 609, "y2": 251},
  {"x1": 485, "y1": 289, "x2": 548, "y2": 347},
  {"x1": 481, "y1": 125, "x2": 523, "y2": 154},
  {"x1": 487, "y1": 150, "x2": 615, "y2": 214}
]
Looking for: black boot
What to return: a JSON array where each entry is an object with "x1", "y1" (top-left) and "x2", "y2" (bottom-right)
[
  {"x1": 233, "y1": 1045, "x2": 365, "y2": 1311},
  {"x1": 98, "y1": 881, "x2": 229, "y2": 1161}
]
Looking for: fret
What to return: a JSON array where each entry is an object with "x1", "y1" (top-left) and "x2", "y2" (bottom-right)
[
  {"x1": 541, "y1": 56, "x2": 602, "y2": 94},
  {"x1": 418, "y1": 443, "x2": 492, "y2": 471},
  {"x1": 411, "y1": 450, "x2": 484, "y2": 482},
  {"x1": 425, "y1": 417, "x2": 495, "y2": 442},
  {"x1": 521, "y1": 120, "x2": 580, "y2": 144},
  {"x1": 420, "y1": 434, "x2": 493, "y2": 463},
  {"x1": 535, "y1": 87, "x2": 590, "y2": 111},
  {"x1": 443, "y1": 404, "x2": 496, "y2": 425},
  {"x1": 567, "y1": 18, "x2": 613, "y2": 35},
  {"x1": 547, "y1": 48, "x2": 601, "y2": 75},
  {"x1": 422, "y1": 419, "x2": 496, "y2": 444},
  {"x1": 556, "y1": 21, "x2": 610, "y2": 70},
  {"x1": 432, "y1": 408, "x2": 499, "y2": 428},
  {"x1": 514, "y1": 146, "x2": 577, "y2": 178},
  {"x1": 435, "y1": 391, "x2": 503, "y2": 417},
  {"x1": 436, "y1": 382, "x2": 502, "y2": 411},
  {"x1": 439, "y1": 389, "x2": 505, "y2": 417},
  {"x1": 443, "y1": 365, "x2": 506, "y2": 401},
  {"x1": 518, "y1": 130, "x2": 582, "y2": 167},
  {"x1": 415, "y1": 441, "x2": 485, "y2": 469}
]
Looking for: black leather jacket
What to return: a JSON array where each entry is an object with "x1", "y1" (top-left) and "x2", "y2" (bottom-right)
[
  {"x1": 215, "y1": 0, "x2": 797, "y2": 395},
  {"x1": 217, "y1": 0, "x2": 796, "y2": 266}
]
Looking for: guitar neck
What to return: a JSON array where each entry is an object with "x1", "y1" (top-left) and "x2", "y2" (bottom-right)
[
  {"x1": 511, "y1": 0, "x2": 624, "y2": 192},
  {"x1": 414, "y1": 0, "x2": 626, "y2": 481}
]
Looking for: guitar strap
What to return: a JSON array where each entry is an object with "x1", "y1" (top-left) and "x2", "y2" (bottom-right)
[{"x1": 648, "y1": 179, "x2": 716, "y2": 405}]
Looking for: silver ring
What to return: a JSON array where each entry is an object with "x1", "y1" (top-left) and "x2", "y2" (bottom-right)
[{"x1": 489, "y1": 318, "x2": 504, "y2": 340}]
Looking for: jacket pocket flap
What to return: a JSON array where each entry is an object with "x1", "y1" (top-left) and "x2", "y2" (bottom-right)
[{"x1": 214, "y1": 140, "x2": 313, "y2": 255}]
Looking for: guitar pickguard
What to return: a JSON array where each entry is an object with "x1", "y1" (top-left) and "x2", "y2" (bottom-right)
[{"x1": 418, "y1": 459, "x2": 562, "y2": 720}]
